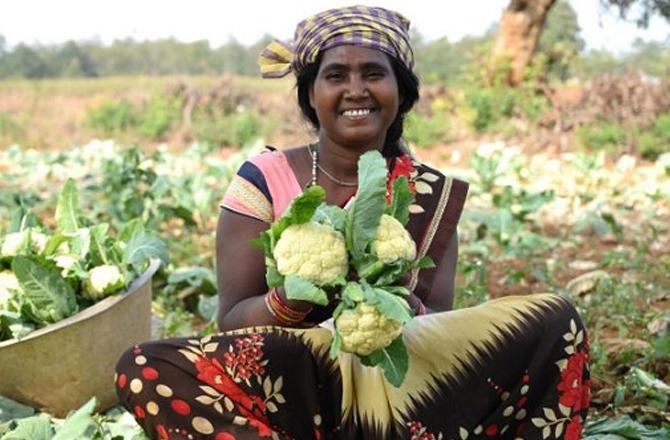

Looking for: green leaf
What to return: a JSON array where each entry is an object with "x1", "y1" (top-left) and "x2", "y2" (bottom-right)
[
  {"x1": 265, "y1": 264, "x2": 283, "y2": 288},
  {"x1": 373, "y1": 260, "x2": 413, "y2": 286},
  {"x1": 330, "y1": 331, "x2": 342, "y2": 359},
  {"x1": 313, "y1": 204, "x2": 347, "y2": 233},
  {"x1": 284, "y1": 275, "x2": 328, "y2": 306},
  {"x1": 346, "y1": 151, "x2": 388, "y2": 259},
  {"x1": 123, "y1": 231, "x2": 168, "y2": 271},
  {"x1": 583, "y1": 416, "x2": 670, "y2": 439},
  {"x1": 68, "y1": 228, "x2": 91, "y2": 261},
  {"x1": 53, "y1": 397, "x2": 98, "y2": 440},
  {"x1": 43, "y1": 234, "x2": 68, "y2": 256},
  {"x1": 287, "y1": 186, "x2": 326, "y2": 225},
  {"x1": 364, "y1": 284, "x2": 412, "y2": 324},
  {"x1": 55, "y1": 178, "x2": 80, "y2": 234},
  {"x1": 379, "y1": 335, "x2": 409, "y2": 387},
  {"x1": 117, "y1": 219, "x2": 145, "y2": 244},
  {"x1": 2, "y1": 415, "x2": 53, "y2": 440},
  {"x1": 89, "y1": 223, "x2": 110, "y2": 266},
  {"x1": 0, "y1": 396, "x2": 35, "y2": 424},
  {"x1": 12, "y1": 256, "x2": 78, "y2": 325},
  {"x1": 197, "y1": 294, "x2": 219, "y2": 323},
  {"x1": 414, "y1": 255, "x2": 436, "y2": 269},
  {"x1": 342, "y1": 282, "x2": 364, "y2": 304},
  {"x1": 358, "y1": 335, "x2": 409, "y2": 387},
  {"x1": 386, "y1": 176, "x2": 413, "y2": 225}
]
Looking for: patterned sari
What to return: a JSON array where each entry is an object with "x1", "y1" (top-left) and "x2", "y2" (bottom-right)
[{"x1": 116, "y1": 148, "x2": 590, "y2": 440}]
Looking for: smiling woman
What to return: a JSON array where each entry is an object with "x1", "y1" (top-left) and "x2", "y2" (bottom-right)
[{"x1": 114, "y1": 5, "x2": 590, "y2": 440}]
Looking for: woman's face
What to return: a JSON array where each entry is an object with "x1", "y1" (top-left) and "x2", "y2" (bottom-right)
[{"x1": 309, "y1": 45, "x2": 400, "y2": 150}]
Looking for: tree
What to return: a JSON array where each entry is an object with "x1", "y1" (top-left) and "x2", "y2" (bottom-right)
[
  {"x1": 602, "y1": 0, "x2": 670, "y2": 26},
  {"x1": 536, "y1": 0, "x2": 585, "y2": 80},
  {"x1": 493, "y1": 0, "x2": 669, "y2": 86},
  {"x1": 491, "y1": 0, "x2": 557, "y2": 85}
]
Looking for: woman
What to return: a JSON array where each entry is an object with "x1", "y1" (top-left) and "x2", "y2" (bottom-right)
[{"x1": 116, "y1": 6, "x2": 589, "y2": 439}]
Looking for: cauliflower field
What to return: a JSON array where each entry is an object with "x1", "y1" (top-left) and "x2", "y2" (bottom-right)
[{"x1": 1, "y1": 139, "x2": 670, "y2": 436}]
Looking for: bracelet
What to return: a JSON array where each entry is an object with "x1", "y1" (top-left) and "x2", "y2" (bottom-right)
[{"x1": 264, "y1": 288, "x2": 312, "y2": 325}]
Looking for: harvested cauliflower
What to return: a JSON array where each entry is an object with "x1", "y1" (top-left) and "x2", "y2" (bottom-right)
[
  {"x1": 336, "y1": 302, "x2": 403, "y2": 356},
  {"x1": 371, "y1": 214, "x2": 416, "y2": 263},
  {"x1": 273, "y1": 221, "x2": 348, "y2": 285},
  {"x1": 83, "y1": 265, "x2": 126, "y2": 300},
  {"x1": 0, "y1": 229, "x2": 48, "y2": 257},
  {"x1": 0, "y1": 271, "x2": 20, "y2": 310}
]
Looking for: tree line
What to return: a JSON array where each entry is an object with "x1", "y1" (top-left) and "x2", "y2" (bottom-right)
[{"x1": 0, "y1": 1, "x2": 668, "y2": 81}]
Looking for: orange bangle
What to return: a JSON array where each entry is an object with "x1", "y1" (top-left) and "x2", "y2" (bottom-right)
[{"x1": 264, "y1": 288, "x2": 312, "y2": 325}]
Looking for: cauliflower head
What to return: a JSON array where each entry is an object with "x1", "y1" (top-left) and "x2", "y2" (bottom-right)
[
  {"x1": 370, "y1": 214, "x2": 416, "y2": 263},
  {"x1": 336, "y1": 302, "x2": 403, "y2": 356},
  {"x1": 273, "y1": 221, "x2": 348, "y2": 285},
  {"x1": 1, "y1": 229, "x2": 48, "y2": 257},
  {"x1": 83, "y1": 265, "x2": 126, "y2": 300},
  {"x1": 0, "y1": 270, "x2": 20, "y2": 310}
]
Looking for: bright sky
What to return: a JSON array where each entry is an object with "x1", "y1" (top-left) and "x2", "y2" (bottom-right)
[{"x1": 1, "y1": 0, "x2": 668, "y2": 54}]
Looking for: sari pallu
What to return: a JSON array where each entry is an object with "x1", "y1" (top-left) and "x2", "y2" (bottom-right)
[{"x1": 116, "y1": 149, "x2": 589, "y2": 439}]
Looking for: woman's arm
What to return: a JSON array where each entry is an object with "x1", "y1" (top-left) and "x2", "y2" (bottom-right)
[
  {"x1": 420, "y1": 229, "x2": 459, "y2": 313},
  {"x1": 216, "y1": 209, "x2": 312, "y2": 331}
]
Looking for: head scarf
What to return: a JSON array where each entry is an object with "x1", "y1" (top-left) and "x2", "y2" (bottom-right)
[{"x1": 258, "y1": 5, "x2": 414, "y2": 78}]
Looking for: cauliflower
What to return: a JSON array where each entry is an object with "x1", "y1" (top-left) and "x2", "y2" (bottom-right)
[
  {"x1": 273, "y1": 221, "x2": 348, "y2": 285},
  {"x1": 0, "y1": 270, "x2": 20, "y2": 310},
  {"x1": 1, "y1": 232, "x2": 27, "y2": 257},
  {"x1": 1, "y1": 229, "x2": 48, "y2": 257},
  {"x1": 370, "y1": 214, "x2": 416, "y2": 263},
  {"x1": 54, "y1": 254, "x2": 79, "y2": 277},
  {"x1": 83, "y1": 265, "x2": 126, "y2": 300},
  {"x1": 336, "y1": 302, "x2": 403, "y2": 356}
]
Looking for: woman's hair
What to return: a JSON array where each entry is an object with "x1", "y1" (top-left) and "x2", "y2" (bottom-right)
[{"x1": 296, "y1": 53, "x2": 419, "y2": 158}]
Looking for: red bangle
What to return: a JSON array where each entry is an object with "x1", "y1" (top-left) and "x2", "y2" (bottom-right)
[
  {"x1": 415, "y1": 299, "x2": 426, "y2": 316},
  {"x1": 264, "y1": 288, "x2": 312, "y2": 325}
]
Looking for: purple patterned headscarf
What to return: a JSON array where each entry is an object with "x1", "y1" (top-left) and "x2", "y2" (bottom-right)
[{"x1": 258, "y1": 5, "x2": 414, "y2": 78}]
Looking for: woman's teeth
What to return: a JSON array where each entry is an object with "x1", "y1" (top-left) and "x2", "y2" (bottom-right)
[{"x1": 342, "y1": 109, "x2": 372, "y2": 117}]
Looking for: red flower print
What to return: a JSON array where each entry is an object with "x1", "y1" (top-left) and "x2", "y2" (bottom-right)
[
  {"x1": 565, "y1": 416, "x2": 583, "y2": 440},
  {"x1": 386, "y1": 155, "x2": 417, "y2": 203},
  {"x1": 557, "y1": 349, "x2": 589, "y2": 410},
  {"x1": 194, "y1": 352, "x2": 272, "y2": 438}
]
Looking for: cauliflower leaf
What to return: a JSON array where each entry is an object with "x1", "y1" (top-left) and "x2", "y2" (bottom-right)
[{"x1": 346, "y1": 151, "x2": 387, "y2": 259}]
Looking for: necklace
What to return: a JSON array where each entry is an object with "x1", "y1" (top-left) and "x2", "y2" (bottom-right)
[{"x1": 308, "y1": 143, "x2": 358, "y2": 187}]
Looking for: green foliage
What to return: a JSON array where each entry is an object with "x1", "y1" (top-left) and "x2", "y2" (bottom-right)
[
  {"x1": 577, "y1": 121, "x2": 628, "y2": 152},
  {"x1": 0, "y1": 113, "x2": 23, "y2": 140},
  {"x1": 192, "y1": 108, "x2": 265, "y2": 147},
  {"x1": 638, "y1": 113, "x2": 670, "y2": 160},
  {"x1": 85, "y1": 100, "x2": 137, "y2": 136},
  {"x1": 137, "y1": 96, "x2": 182, "y2": 140},
  {"x1": 537, "y1": 0, "x2": 585, "y2": 80},
  {"x1": 404, "y1": 111, "x2": 451, "y2": 147}
]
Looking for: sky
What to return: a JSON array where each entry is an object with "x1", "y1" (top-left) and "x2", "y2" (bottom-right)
[{"x1": 0, "y1": 0, "x2": 668, "y2": 54}]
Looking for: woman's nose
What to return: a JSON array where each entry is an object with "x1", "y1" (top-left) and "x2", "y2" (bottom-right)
[{"x1": 344, "y1": 76, "x2": 369, "y2": 98}]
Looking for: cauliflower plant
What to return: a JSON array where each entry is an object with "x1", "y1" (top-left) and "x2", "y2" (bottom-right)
[
  {"x1": 0, "y1": 270, "x2": 20, "y2": 310},
  {"x1": 1, "y1": 229, "x2": 48, "y2": 257},
  {"x1": 336, "y1": 302, "x2": 403, "y2": 356},
  {"x1": 83, "y1": 265, "x2": 126, "y2": 300},
  {"x1": 370, "y1": 214, "x2": 417, "y2": 263},
  {"x1": 273, "y1": 221, "x2": 348, "y2": 286}
]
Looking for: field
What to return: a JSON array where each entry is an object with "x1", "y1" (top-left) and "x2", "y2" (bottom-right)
[{"x1": 1, "y1": 74, "x2": 669, "y2": 438}]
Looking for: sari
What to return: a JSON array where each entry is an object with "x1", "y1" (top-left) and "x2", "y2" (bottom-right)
[{"x1": 116, "y1": 148, "x2": 589, "y2": 440}]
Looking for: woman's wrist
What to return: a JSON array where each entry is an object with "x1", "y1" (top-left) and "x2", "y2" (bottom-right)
[
  {"x1": 408, "y1": 294, "x2": 426, "y2": 316},
  {"x1": 264, "y1": 287, "x2": 313, "y2": 326}
]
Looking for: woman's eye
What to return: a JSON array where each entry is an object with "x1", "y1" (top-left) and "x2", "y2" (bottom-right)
[
  {"x1": 327, "y1": 73, "x2": 344, "y2": 80},
  {"x1": 367, "y1": 71, "x2": 384, "y2": 79}
]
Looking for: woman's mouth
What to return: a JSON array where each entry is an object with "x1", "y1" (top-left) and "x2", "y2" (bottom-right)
[{"x1": 340, "y1": 108, "x2": 375, "y2": 120}]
